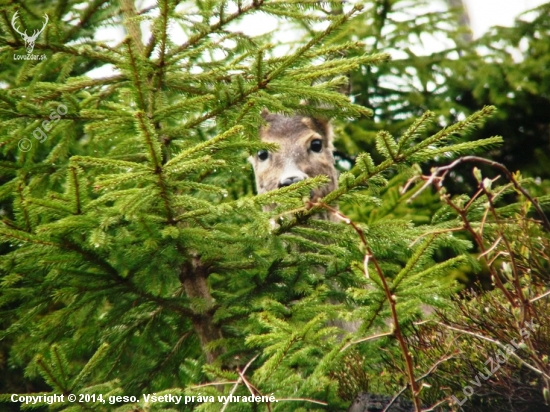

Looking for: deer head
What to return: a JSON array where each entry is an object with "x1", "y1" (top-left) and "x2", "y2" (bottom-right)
[
  {"x1": 250, "y1": 110, "x2": 338, "y2": 204},
  {"x1": 11, "y1": 11, "x2": 48, "y2": 54}
]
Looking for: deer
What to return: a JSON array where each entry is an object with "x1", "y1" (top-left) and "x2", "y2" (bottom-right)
[
  {"x1": 250, "y1": 109, "x2": 363, "y2": 329},
  {"x1": 250, "y1": 109, "x2": 339, "y2": 214},
  {"x1": 11, "y1": 11, "x2": 49, "y2": 54}
]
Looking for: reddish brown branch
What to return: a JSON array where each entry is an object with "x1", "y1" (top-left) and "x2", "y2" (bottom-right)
[
  {"x1": 410, "y1": 156, "x2": 550, "y2": 231},
  {"x1": 310, "y1": 201, "x2": 422, "y2": 412}
]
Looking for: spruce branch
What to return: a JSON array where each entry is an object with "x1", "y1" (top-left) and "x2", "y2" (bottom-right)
[
  {"x1": 392, "y1": 234, "x2": 436, "y2": 286},
  {"x1": 403, "y1": 106, "x2": 497, "y2": 157},
  {"x1": 70, "y1": 156, "x2": 148, "y2": 171},
  {"x1": 376, "y1": 130, "x2": 399, "y2": 160},
  {"x1": 153, "y1": 94, "x2": 215, "y2": 121},
  {"x1": 136, "y1": 331, "x2": 193, "y2": 392},
  {"x1": 51, "y1": 345, "x2": 69, "y2": 389},
  {"x1": 26, "y1": 75, "x2": 125, "y2": 100},
  {"x1": 35, "y1": 354, "x2": 67, "y2": 392},
  {"x1": 150, "y1": 0, "x2": 171, "y2": 100},
  {"x1": 340, "y1": 331, "x2": 394, "y2": 353},
  {"x1": 70, "y1": 343, "x2": 110, "y2": 391},
  {"x1": 411, "y1": 136, "x2": 503, "y2": 160},
  {"x1": 164, "y1": 125, "x2": 243, "y2": 170},
  {"x1": 134, "y1": 110, "x2": 174, "y2": 220},
  {"x1": 120, "y1": 0, "x2": 144, "y2": 55},
  {"x1": 62, "y1": 0, "x2": 111, "y2": 42},
  {"x1": 263, "y1": 4, "x2": 364, "y2": 84},
  {"x1": 397, "y1": 110, "x2": 435, "y2": 151},
  {"x1": 0, "y1": 226, "x2": 56, "y2": 247},
  {"x1": 124, "y1": 39, "x2": 148, "y2": 110},
  {"x1": 312, "y1": 201, "x2": 422, "y2": 412},
  {"x1": 167, "y1": 0, "x2": 266, "y2": 60}
]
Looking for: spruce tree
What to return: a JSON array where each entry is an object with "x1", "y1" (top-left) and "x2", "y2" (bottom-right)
[{"x1": 0, "y1": 1, "x2": 536, "y2": 411}]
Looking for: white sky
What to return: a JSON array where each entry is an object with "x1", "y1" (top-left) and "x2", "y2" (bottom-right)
[{"x1": 465, "y1": 0, "x2": 548, "y2": 38}]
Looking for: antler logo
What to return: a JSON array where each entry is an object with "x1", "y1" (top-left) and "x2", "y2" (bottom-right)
[{"x1": 11, "y1": 11, "x2": 48, "y2": 54}]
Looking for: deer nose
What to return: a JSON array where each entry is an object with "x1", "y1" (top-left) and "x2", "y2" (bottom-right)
[{"x1": 279, "y1": 176, "x2": 305, "y2": 188}]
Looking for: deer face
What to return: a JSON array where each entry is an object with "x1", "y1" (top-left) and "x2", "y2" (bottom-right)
[{"x1": 250, "y1": 111, "x2": 338, "y2": 201}]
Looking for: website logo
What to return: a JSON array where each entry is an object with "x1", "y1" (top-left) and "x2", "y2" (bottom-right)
[{"x1": 11, "y1": 11, "x2": 48, "y2": 54}]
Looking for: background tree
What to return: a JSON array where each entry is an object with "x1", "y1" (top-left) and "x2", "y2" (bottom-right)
[{"x1": 339, "y1": 0, "x2": 550, "y2": 186}]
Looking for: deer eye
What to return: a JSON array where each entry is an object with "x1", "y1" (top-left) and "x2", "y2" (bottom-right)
[
  {"x1": 257, "y1": 150, "x2": 269, "y2": 161},
  {"x1": 310, "y1": 139, "x2": 323, "y2": 153}
]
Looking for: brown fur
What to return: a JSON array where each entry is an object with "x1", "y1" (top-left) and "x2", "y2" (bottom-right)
[{"x1": 250, "y1": 111, "x2": 338, "y2": 202}]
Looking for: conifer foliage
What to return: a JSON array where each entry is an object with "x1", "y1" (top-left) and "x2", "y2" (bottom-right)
[{"x1": 0, "y1": 1, "x2": 535, "y2": 411}]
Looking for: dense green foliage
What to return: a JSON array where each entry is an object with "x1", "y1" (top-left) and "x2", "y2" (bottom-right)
[
  {"x1": 339, "y1": 0, "x2": 550, "y2": 189},
  {"x1": 0, "y1": 1, "x2": 549, "y2": 411}
]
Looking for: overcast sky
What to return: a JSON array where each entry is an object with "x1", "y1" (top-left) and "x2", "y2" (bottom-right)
[{"x1": 465, "y1": 0, "x2": 548, "y2": 37}]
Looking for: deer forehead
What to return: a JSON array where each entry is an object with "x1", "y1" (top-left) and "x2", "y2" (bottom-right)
[{"x1": 261, "y1": 117, "x2": 332, "y2": 149}]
